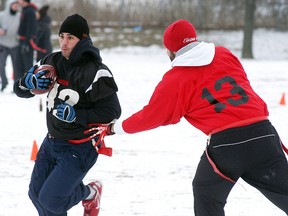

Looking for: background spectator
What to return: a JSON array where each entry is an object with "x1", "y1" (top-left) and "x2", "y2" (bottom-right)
[
  {"x1": 35, "y1": 5, "x2": 52, "y2": 62},
  {"x1": 15, "y1": 0, "x2": 37, "y2": 82},
  {"x1": 0, "y1": 0, "x2": 20, "y2": 91}
]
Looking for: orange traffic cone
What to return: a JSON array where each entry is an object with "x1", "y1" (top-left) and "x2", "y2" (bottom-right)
[
  {"x1": 30, "y1": 140, "x2": 39, "y2": 161},
  {"x1": 280, "y1": 93, "x2": 286, "y2": 106}
]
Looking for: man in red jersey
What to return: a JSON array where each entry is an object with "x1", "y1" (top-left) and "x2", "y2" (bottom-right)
[{"x1": 97, "y1": 20, "x2": 288, "y2": 215}]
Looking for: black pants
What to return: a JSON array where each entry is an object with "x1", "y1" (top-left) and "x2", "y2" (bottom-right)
[{"x1": 192, "y1": 120, "x2": 288, "y2": 216}]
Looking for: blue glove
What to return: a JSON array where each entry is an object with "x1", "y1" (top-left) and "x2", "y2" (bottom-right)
[
  {"x1": 53, "y1": 103, "x2": 76, "y2": 123},
  {"x1": 20, "y1": 65, "x2": 52, "y2": 90}
]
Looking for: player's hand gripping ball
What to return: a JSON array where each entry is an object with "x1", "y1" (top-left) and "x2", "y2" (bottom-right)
[{"x1": 31, "y1": 64, "x2": 57, "y2": 95}]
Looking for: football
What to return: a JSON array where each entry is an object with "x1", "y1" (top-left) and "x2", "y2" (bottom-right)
[{"x1": 31, "y1": 64, "x2": 57, "y2": 95}]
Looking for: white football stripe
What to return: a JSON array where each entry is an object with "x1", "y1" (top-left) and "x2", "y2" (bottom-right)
[{"x1": 85, "y1": 69, "x2": 113, "y2": 93}]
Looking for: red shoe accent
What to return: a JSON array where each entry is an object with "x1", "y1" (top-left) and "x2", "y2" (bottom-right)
[{"x1": 82, "y1": 181, "x2": 103, "y2": 216}]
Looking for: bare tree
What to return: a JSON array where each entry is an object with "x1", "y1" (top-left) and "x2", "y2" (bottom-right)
[{"x1": 242, "y1": 0, "x2": 256, "y2": 59}]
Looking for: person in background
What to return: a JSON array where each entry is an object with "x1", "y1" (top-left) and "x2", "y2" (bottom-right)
[
  {"x1": 35, "y1": 5, "x2": 52, "y2": 62},
  {"x1": 14, "y1": 14, "x2": 121, "y2": 216},
  {"x1": 15, "y1": 0, "x2": 37, "y2": 82},
  {"x1": 97, "y1": 19, "x2": 288, "y2": 216},
  {"x1": 0, "y1": 0, "x2": 20, "y2": 91}
]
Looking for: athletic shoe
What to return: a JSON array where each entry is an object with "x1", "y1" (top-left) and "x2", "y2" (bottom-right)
[{"x1": 82, "y1": 180, "x2": 103, "y2": 216}]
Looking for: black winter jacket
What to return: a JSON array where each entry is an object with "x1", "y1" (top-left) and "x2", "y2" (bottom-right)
[
  {"x1": 18, "y1": 5, "x2": 37, "y2": 44},
  {"x1": 36, "y1": 15, "x2": 53, "y2": 61}
]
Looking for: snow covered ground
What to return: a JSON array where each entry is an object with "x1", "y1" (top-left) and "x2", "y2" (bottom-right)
[{"x1": 1, "y1": 29, "x2": 288, "y2": 216}]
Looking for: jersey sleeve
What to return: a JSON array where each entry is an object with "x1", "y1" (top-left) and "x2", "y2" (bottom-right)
[
  {"x1": 13, "y1": 79, "x2": 35, "y2": 98},
  {"x1": 75, "y1": 64, "x2": 121, "y2": 126},
  {"x1": 121, "y1": 79, "x2": 186, "y2": 134},
  {"x1": 86, "y1": 65, "x2": 119, "y2": 102},
  {"x1": 75, "y1": 93, "x2": 121, "y2": 126}
]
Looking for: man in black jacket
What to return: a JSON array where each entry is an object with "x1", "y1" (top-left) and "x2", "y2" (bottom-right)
[
  {"x1": 14, "y1": 14, "x2": 121, "y2": 216},
  {"x1": 35, "y1": 5, "x2": 53, "y2": 62},
  {"x1": 16, "y1": 0, "x2": 37, "y2": 81}
]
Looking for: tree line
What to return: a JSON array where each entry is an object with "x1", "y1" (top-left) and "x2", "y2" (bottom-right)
[
  {"x1": 1, "y1": 0, "x2": 287, "y2": 30},
  {"x1": 46, "y1": 0, "x2": 287, "y2": 31},
  {"x1": 0, "y1": 0, "x2": 286, "y2": 58}
]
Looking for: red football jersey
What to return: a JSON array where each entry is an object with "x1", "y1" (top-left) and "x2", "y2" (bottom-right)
[{"x1": 121, "y1": 45, "x2": 268, "y2": 135}]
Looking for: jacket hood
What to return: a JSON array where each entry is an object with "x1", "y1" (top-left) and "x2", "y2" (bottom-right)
[
  {"x1": 171, "y1": 42, "x2": 215, "y2": 67},
  {"x1": 0, "y1": 0, "x2": 20, "y2": 48},
  {"x1": 68, "y1": 36, "x2": 102, "y2": 65},
  {"x1": 5, "y1": 0, "x2": 18, "y2": 14}
]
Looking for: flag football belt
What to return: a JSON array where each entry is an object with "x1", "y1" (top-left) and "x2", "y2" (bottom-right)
[
  {"x1": 206, "y1": 116, "x2": 271, "y2": 183},
  {"x1": 68, "y1": 125, "x2": 112, "y2": 157},
  {"x1": 210, "y1": 116, "x2": 269, "y2": 135},
  {"x1": 206, "y1": 141, "x2": 288, "y2": 183},
  {"x1": 209, "y1": 115, "x2": 288, "y2": 155}
]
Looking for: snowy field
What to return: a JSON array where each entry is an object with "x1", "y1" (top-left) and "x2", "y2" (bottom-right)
[{"x1": 1, "y1": 29, "x2": 288, "y2": 216}]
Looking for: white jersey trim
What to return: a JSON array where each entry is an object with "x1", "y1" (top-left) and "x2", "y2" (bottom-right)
[{"x1": 85, "y1": 69, "x2": 113, "y2": 93}]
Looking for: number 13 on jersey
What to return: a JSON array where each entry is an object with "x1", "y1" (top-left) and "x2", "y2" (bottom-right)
[{"x1": 201, "y1": 76, "x2": 249, "y2": 113}]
